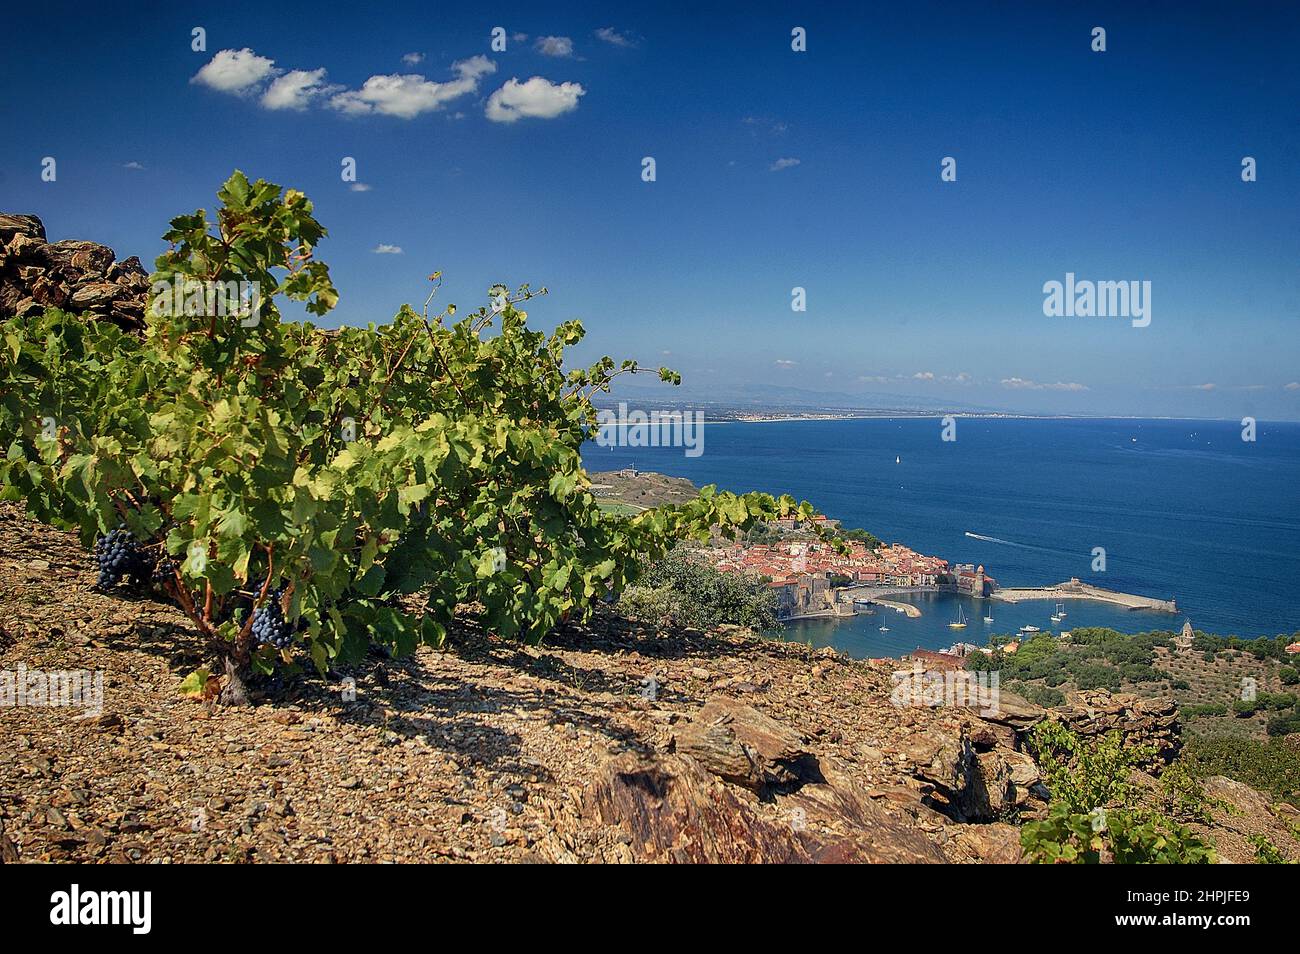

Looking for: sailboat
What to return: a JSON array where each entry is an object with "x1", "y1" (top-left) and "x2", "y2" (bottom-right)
[
  {"x1": 983, "y1": 608, "x2": 994, "y2": 624},
  {"x1": 948, "y1": 605, "x2": 968, "y2": 629},
  {"x1": 1050, "y1": 601, "x2": 1065, "y2": 623},
  {"x1": 879, "y1": 624, "x2": 890, "y2": 632}
]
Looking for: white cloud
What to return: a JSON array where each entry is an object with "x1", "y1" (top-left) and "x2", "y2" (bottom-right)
[
  {"x1": 858, "y1": 374, "x2": 889, "y2": 383},
  {"x1": 912, "y1": 371, "x2": 935, "y2": 381},
  {"x1": 332, "y1": 55, "x2": 497, "y2": 118},
  {"x1": 769, "y1": 157, "x2": 801, "y2": 172},
  {"x1": 1286, "y1": 382, "x2": 1300, "y2": 391},
  {"x1": 774, "y1": 359, "x2": 796, "y2": 368},
  {"x1": 349, "y1": 183, "x2": 372, "y2": 192},
  {"x1": 372, "y1": 244, "x2": 403, "y2": 254},
  {"x1": 262, "y1": 68, "x2": 335, "y2": 110},
  {"x1": 1193, "y1": 382, "x2": 1216, "y2": 391},
  {"x1": 485, "y1": 76, "x2": 585, "y2": 122},
  {"x1": 743, "y1": 116, "x2": 788, "y2": 135},
  {"x1": 595, "y1": 27, "x2": 636, "y2": 48},
  {"x1": 401, "y1": 52, "x2": 425, "y2": 65},
  {"x1": 122, "y1": 161, "x2": 146, "y2": 170},
  {"x1": 535, "y1": 36, "x2": 574, "y2": 57},
  {"x1": 1001, "y1": 377, "x2": 1088, "y2": 392},
  {"x1": 192, "y1": 48, "x2": 278, "y2": 94}
]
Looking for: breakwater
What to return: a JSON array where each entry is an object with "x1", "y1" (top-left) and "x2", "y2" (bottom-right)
[{"x1": 990, "y1": 579, "x2": 1176, "y2": 613}]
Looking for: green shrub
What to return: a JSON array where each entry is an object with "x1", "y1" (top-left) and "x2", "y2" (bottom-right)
[
  {"x1": 620, "y1": 548, "x2": 779, "y2": 632},
  {"x1": 1250, "y1": 835, "x2": 1294, "y2": 864},
  {"x1": 1072, "y1": 662, "x2": 1122, "y2": 692},
  {"x1": 1022, "y1": 805, "x2": 1216, "y2": 864},
  {"x1": 1020, "y1": 684, "x2": 1066, "y2": 708},
  {"x1": 1021, "y1": 721, "x2": 1216, "y2": 863},
  {"x1": 839, "y1": 527, "x2": 882, "y2": 549},
  {"x1": 1266, "y1": 713, "x2": 1300, "y2": 738},
  {"x1": 964, "y1": 649, "x2": 1000, "y2": 672},
  {"x1": 1027, "y1": 722, "x2": 1147, "y2": 814}
]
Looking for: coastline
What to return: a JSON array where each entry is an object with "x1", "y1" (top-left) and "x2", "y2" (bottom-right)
[
  {"x1": 586, "y1": 417, "x2": 1298, "y2": 637},
  {"x1": 602, "y1": 410, "x2": 1300, "y2": 425},
  {"x1": 783, "y1": 580, "x2": 1176, "y2": 626}
]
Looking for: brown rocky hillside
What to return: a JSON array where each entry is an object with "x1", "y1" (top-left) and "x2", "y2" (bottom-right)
[{"x1": 1, "y1": 509, "x2": 1296, "y2": 863}]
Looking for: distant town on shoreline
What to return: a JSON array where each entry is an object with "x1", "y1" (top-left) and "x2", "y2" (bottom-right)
[{"x1": 591, "y1": 398, "x2": 1298, "y2": 425}]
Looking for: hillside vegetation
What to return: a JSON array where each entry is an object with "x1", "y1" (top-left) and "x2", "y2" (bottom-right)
[{"x1": 967, "y1": 627, "x2": 1300, "y2": 739}]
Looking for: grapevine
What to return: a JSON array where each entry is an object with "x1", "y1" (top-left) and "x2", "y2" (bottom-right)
[{"x1": 0, "y1": 170, "x2": 829, "y2": 703}]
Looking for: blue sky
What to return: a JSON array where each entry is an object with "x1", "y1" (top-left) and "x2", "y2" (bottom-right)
[{"x1": 2, "y1": 1, "x2": 1298, "y2": 418}]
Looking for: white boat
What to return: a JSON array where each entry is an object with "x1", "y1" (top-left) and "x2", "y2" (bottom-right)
[
  {"x1": 1056, "y1": 602, "x2": 1067, "y2": 618},
  {"x1": 879, "y1": 625, "x2": 889, "y2": 632},
  {"x1": 1050, "y1": 614, "x2": 1062, "y2": 623},
  {"x1": 1020, "y1": 625, "x2": 1041, "y2": 634},
  {"x1": 895, "y1": 456, "x2": 901, "y2": 464},
  {"x1": 948, "y1": 605, "x2": 968, "y2": 629},
  {"x1": 983, "y1": 611, "x2": 994, "y2": 624}
]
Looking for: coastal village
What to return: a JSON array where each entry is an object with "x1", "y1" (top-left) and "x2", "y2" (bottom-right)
[
  {"x1": 701, "y1": 514, "x2": 995, "y2": 621},
  {"x1": 591, "y1": 471, "x2": 1180, "y2": 649}
]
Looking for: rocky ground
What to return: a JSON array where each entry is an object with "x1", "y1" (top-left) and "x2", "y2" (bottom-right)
[{"x1": 2, "y1": 501, "x2": 1297, "y2": 863}]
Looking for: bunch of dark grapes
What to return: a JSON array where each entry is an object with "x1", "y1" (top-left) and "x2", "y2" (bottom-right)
[
  {"x1": 93, "y1": 525, "x2": 150, "y2": 589},
  {"x1": 151, "y1": 556, "x2": 176, "y2": 586},
  {"x1": 252, "y1": 587, "x2": 295, "y2": 650}
]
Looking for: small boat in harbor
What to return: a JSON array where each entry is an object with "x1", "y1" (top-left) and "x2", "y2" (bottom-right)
[
  {"x1": 948, "y1": 605, "x2": 968, "y2": 629},
  {"x1": 1056, "y1": 602, "x2": 1067, "y2": 618},
  {"x1": 879, "y1": 625, "x2": 890, "y2": 632},
  {"x1": 1020, "y1": 624, "x2": 1041, "y2": 634},
  {"x1": 983, "y1": 610, "x2": 994, "y2": 624}
]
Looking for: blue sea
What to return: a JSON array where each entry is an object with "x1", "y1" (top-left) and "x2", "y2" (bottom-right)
[{"x1": 581, "y1": 417, "x2": 1300, "y2": 658}]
